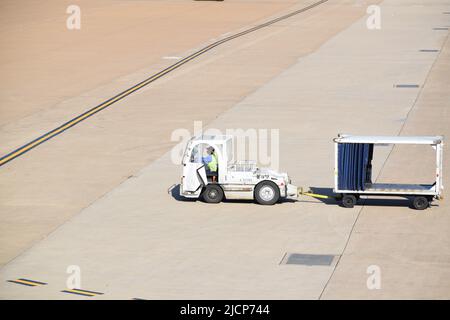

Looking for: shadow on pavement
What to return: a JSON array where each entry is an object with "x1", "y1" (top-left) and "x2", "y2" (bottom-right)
[
  {"x1": 169, "y1": 184, "x2": 196, "y2": 202},
  {"x1": 170, "y1": 184, "x2": 436, "y2": 209},
  {"x1": 305, "y1": 186, "x2": 437, "y2": 209},
  {"x1": 169, "y1": 184, "x2": 299, "y2": 205}
]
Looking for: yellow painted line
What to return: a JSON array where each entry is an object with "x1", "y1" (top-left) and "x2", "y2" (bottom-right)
[
  {"x1": 8, "y1": 278, "x2": 47, "y2": 287},
  {"x1": 61, "y1": 288, "x2": 104, "y2": 297},
  {"x1": 8, "y1": 280, "x2": 38, "y2": 287},
  {"x1": 62, "y1": 290, "x2": 96, "y2": 297},
  {"x1": 0, "y1": 0, "x2": 328, "y2": 168},
  {"x1": 0, "y1": 56, "x2": 203, "y2": 166}
]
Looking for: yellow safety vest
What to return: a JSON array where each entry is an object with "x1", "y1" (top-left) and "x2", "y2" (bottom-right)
[{"x1": 208, "y1": 152, "x2": 218, "y2": 172}]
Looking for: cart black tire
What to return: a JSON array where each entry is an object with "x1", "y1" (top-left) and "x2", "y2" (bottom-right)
[
  {"x1": 342, "y1": 194, "x2": 357, "y2": 208},
  {"x1": 202, "y1": 185, "x2": 224, "y2": 204},
  {"x1": 412, "y1": 196, "x2": 429, "y2": 210},
  {"x1": 255, "y1": 181, "x2": 280, "y2": 205}
]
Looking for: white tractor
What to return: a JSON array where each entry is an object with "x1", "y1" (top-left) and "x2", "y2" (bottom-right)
[{"x1": 179, "y1": 135, "x2": 298, "y2": 205}]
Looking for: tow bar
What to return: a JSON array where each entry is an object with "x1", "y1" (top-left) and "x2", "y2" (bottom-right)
[{"x1": 297, "y1": 187, "x2": 339, "y2": 200}]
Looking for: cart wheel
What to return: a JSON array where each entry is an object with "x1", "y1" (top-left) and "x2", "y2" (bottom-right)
[
  {"x1": 255, "y1": 181, "x2": 280, "y2": 205},
  {"x1": 202, "y1": 185, "x2": 224, "y2": 204},
  {"x1": 412, "y1": 196, "x2": 429, "y2": 210},
  {"x1": 342, "y1": 194, "x2": 357, "y2": 208}
]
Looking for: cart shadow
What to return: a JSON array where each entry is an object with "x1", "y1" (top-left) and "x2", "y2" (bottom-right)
[
  {"x1": 305, "y1": 187, "x2": 338, "y2": 205},
  {"x1": 306, "y1": 187, "x2": 434, "y2": 209}
]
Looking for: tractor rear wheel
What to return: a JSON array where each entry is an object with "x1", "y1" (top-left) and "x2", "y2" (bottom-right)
[{"x1": 255, "y1": 181, "x2": 280, "y2": 205}]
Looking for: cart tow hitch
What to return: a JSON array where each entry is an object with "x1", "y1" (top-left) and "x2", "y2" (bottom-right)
[{"x1": 298, "y1": 187, "x2": 338, "y2": 199}]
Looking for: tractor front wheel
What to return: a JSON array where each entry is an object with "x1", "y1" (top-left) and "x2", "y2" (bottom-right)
[{"x1": 202, "y1": 185, "x2": 224, "y2": 204}]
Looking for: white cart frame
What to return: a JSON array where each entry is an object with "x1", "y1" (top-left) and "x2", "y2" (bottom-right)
[{"x1": 333, "y1": 134, "x2": 444, "y2": 209}]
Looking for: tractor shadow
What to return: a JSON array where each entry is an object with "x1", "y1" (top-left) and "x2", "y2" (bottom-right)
[
  {"x1": 169, "y1": 184, "x2": 296, "y2": 205},
  {"x1": 169, "y1": 184, "x2": 196, "y2": 202}
]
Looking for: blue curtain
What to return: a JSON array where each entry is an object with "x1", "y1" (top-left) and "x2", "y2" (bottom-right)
[{"x1": 338, "y1": 143, "x2": 373, "y2": 191}]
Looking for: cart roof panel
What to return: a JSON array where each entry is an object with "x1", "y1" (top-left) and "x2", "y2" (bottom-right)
[{"x1": 334, "y1": 135, "x2": 443, "y2": 145}]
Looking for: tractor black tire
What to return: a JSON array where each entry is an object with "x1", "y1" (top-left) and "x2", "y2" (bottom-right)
[
  {"x1": 342, "y1": 194, "x2": 357, "y2": 208},
  {"x1": 254, "y1": 181, "x2": 280, "y2": 205},
  {"x1": 202, "y1": 184, "x2": 224, "y2": 204},
  {"x1": 412, "y1": 196, "x2": 429, "y2": 210}
]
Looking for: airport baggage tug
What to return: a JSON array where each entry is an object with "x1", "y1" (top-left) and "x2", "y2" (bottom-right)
[
  {"x1": 177, "y1": 135, "x2": 298, "y2": 205},
  {"x1": 174, "y1": 134, "x2": 444, "y2": 210},
  {"x1": 331, "y1": 134, "x2": 444, "y2": 210}
]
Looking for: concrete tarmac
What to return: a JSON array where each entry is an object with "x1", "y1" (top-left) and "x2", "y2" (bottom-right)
[
  {"x1": 0, "y1": 0, "x2": 366, "y2": 267},
  {"x1": 0, "y1": 0, "x2": 449, "y2": 299}
]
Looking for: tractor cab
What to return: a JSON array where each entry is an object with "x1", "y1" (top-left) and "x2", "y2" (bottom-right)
[
  {"x1": 179, "y1": 135, "x2": 297, "y2": 204},
  {"x1": 181, "y1": 135, "x2": 231, "y2": 195}
]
